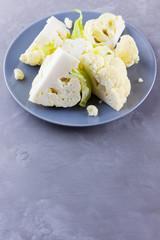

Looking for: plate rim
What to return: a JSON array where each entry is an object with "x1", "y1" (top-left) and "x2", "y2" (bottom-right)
[{"x1": 3, "y1": 11, "x2": 157, "y2": 127}]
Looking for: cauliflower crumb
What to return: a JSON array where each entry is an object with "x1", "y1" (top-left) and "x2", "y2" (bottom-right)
[
  {"x1": 138, "y1": 78, "x2": 143, "y2": 83},
  {"x1": 14, "y1": 68, "x2": 24, "y2": 80},
  {"x1": 99, "y1": 100, "x2": 102, "y2": 104},
  {"x1": 87, "y1": 105, "x2": 98, "y2": 117},
  {"x1": 64, "y1": 17, "x2": 73, "y2": 29}
]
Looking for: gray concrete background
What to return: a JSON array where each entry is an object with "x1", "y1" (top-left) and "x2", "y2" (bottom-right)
[{"x1": 1, "y1": 0, "x2": 160, "y2": 239}]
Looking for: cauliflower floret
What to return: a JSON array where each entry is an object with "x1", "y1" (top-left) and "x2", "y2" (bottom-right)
[
  {"x1": 64, "y1": 17, "x2": 73, "y2": 29},
  {"x1": 62, "y1": 38, "x2": 93, "y2": 59},
  {"x1": 14, "y1": 68, "x2": 24, "y2": 80},
  {"x1": 29, "y1": 48, "x2": 81, "y2": 107},
  {"x1": 84, "y1": 13, "x2": 125, "y2": 49},
  {"x1": 20, "y1": 16, "x2": 70, "y2": 66},
  {"x1": 80, "y1": 52, "x2": 131, "y2": 111},
  {"x1": 87, "y1": 105, "x2": 98, "y2": 116},
  {"x1": 114, "y1": 35, "x2": 139, "y2": 67}
]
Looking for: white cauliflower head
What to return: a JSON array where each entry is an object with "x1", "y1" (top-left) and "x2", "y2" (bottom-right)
[
  {"x1": 84, "y1": 13, "x2": 125, "y2": 49},
  {"x1": 80, "y1": 51, "x2": 131, "y2": 111},
  {"x1": 20, "y1": 16, "x2": 70, "y2": 66},
  {"x1": 114, "y1": 35, "x2": 139, "y2": 67}
]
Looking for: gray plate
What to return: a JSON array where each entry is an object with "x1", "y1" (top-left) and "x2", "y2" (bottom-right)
[{"x1": 3, "y1": 11, "x2": 157, "y2": 127}]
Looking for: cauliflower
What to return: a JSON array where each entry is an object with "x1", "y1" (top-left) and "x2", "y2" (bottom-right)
[
  {"x1": 64, "y1": 17, "x2": 73, "y2": 29},
  {"x1": 20, "y1": 16, "x2": 70, "y2": 66},
  {"x1": 80, "y1": 52, "x2": 131, "y2": 111},
  {"x1": 14, "y1": 68, "x2": 24, "y2": 80},
  {"x1": 62, "y1": 38, "x2": 93, "y2": 59},
  {"x1": 114, "y1": 35, "x2": 139, "y2": 67},
  {"x1": 84, "y1": 13, "x2": 125, "y2": 49},
  {"x1": 87, "y1": 105, "x2": 98, "y2": 116},
  {"x1": 29, "y1": 48, "x2": 91, "y2": 107}
]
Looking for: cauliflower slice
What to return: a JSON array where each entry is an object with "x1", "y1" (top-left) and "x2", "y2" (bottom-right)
[
  {"x1": 20, "y1": 16, "x2": 70, "y2": 66},
  {"x1": 29, "y1": 48, "x2": 81, "y2": 107},
  {"x1": 80, "y1": 52, "x2": 131, "y2": 111},
  {"x1": 71, "y1": 68, "x2": 91, "y2": 107},
  {"x1": 84, "y1": 13, "x2": 125, "y2": 49},
  {"x1": 114, "y1": 35, "x2": 139, "y2": 67},
  {"x1": 62, "y1": 38, "x2": 93, "y2": 59}
]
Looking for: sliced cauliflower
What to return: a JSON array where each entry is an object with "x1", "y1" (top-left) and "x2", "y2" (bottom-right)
[
  {"x1": 114, "y1": 35, "x2": 139, "y2": 67},
  {"x1": 20, "y1": 16, "x2": 70, "y2": 66},
  {"x1": 14, "y1": 68, "x2": 24, "y2": 80},
  {"x1": 84, "y1": 13, "x2": 125, "y2": 49},
  {"x1": 29, "y1": 48, "x2": 81, "y2": 107},
  {"x1": 80, "y1": 52, "x2": 131, "y2": 111},
  {"x1": 62, "y1": 38, "x2": 93, "y2": 59}
]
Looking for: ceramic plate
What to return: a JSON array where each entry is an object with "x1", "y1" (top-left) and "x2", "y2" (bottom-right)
[{"x1": 3, "y1": 11, "x2": 157, "y2": 127}]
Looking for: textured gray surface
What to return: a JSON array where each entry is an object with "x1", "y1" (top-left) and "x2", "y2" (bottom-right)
[{"x1": 1, "y1": 0, "x2": 160, "y2": 239}]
